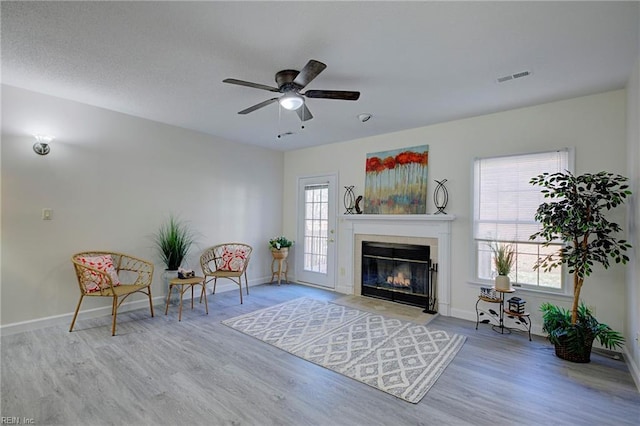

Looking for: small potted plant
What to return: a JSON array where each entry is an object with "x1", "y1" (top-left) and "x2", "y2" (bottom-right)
[
  {"x1": 269, "y1": 236, "x2": 294, "y2": 260},
  {"x1": 489, "y1": 242, "x2": 515, "y2": 290},
  {"x1": 530, "y1": 171, "x2": 630, "y2": 362},
  {"x1": 154, "y1": 215, "x2": 195, "y2": 271}
]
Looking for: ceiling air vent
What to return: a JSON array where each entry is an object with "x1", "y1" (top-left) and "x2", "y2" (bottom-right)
[{"x1": 497, "y1": 70, "x2": 532, "y2": 84}]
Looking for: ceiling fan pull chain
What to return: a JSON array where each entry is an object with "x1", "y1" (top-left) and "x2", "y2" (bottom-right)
[{"x1": 277, "y1": 103, "x2": 282, "y2": 138}]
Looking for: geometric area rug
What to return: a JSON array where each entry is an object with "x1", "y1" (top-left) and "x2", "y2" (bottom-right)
[{"x1": 222, "y1": 297, "x2": 466, "y2": 403}]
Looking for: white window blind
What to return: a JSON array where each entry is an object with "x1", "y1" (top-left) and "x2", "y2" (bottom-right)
[{"x1": 473, "y1": 149, "x2": 570, "y2": 244}]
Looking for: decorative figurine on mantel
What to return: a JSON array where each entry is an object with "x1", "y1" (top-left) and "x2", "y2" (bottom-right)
[
  {"x1": 355, "y1": 195, "x2": 363, "y2": 214},
  {"x1": 434, "y1": 179, "x2": 449, "y2": 214},
  {"x1": 344, "y1": 186, "x2": 356, "y2": 214}
]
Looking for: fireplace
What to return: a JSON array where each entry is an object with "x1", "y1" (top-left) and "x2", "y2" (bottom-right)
[
  {"x1": 340, "y1": 214, "x2": 454, "y2": 316},
  {"x1": 361, "y1": 241, "x2": 436, "y2": 312}
]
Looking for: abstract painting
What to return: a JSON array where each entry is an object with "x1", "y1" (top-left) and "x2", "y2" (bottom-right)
[{"x1": 364, "y1": 145, "x2": 429, "y2": 214}]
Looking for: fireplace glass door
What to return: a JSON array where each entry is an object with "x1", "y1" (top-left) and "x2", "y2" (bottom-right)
[{"x1": 361, "y1": 242, "x2": 433, "y2": 310}]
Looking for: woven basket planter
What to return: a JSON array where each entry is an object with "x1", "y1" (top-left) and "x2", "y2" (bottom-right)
[
  {"x1": 271, "y1": 247, "x2": 289, "y2": 260},
  {"x1": 553, "y1": 334, "x2": 595, "y2": 363}
]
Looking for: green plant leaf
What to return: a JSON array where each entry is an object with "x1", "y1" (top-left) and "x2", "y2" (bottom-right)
[
  {"x1": 153, "y1": 215, "x2": 195, "y2": 270},
  {"x1": 541, "y1": 302, "x2": 624, "y2": 352}
]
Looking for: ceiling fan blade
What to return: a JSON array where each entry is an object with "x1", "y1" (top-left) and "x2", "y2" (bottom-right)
[
  {"x1": 223, "y1": 78, "x2": 279, "y2": 92},
  {"x1": 296, "y1": 104, "x2": 313, "y2": 121},
  {"x1": 238, "y1": 97, "x2": 279, "y2": 114},
  {"x1": 304, "y1": 90, "x2": 360, "y2": 101},
  {"x1": 293, "y1": 60, "x2": 327, "y2": 89}
]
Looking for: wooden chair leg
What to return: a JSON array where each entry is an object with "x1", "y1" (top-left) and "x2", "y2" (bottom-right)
[
  {"x1": 244, "y1": 271, "x2": 250, "y2": 295},
  {"x1": 111, "y1": 296, "x2": 118, "y2": 336},
  {"x1": 199, "y1": 279, "x2": 206, "y2": 303},
  {"x1": 200, "y1": 282, "x2": 209, "y2": 315},
  {"x1": 213, "y1": 277, "x2": 218, "y2": 294},
  {"x1": 165, "y1": 284, "x2": 173, "y2": 315},
  {"x1": 148, "y1": 289, "x2": 155, "y2": 317},
  {"x1": 238, "y1": 279, "x2": 243, "y2": 304},
  {"x1": 69, "y1": 295, "x2": 84, "y2": 332}
]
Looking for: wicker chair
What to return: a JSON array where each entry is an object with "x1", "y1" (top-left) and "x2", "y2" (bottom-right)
[
  {"x1": 200, "y1": 243, "x2": 252, "y2": 304},
  {"x1": 70, "y1": 251, "x2": 155, "y2": 336}
]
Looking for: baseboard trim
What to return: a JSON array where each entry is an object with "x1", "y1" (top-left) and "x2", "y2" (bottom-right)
[
  {"x1": 0, "y1": 296, "x2": 164, "y2": 337},
  {"x1": 334, "y1": 283, "x2": 353, "y2": 295},
  {"x1": 0, "y1": 276, "x2": 271, "y2": 336},
  {"x1": 623, "y1": 346, "x2": 640, "y2": 392}
]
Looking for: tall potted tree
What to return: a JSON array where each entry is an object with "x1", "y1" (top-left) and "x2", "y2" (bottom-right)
[{"x1": 530, "y1": 171, "x2": 631, "y2": 362}]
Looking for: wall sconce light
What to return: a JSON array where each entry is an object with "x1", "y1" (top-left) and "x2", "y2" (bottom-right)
[{"x1": 33, "y1": 134, "x2": 54, "y2": 155}]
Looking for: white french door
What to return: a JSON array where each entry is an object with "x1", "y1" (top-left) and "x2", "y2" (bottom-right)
[{"x1": 296, "y1": 175, "x2": 337, "y2": 288}]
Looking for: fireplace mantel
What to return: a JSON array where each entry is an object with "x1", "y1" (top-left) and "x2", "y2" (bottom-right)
[
  {"x1": 340, "y1": 214, "x2": 455, "y2": 222},
  {"x1": 340, "y1": 214, "x2": 455, "y2": 315}
]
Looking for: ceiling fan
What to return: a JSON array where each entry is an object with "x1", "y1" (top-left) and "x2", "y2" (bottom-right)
[{"x1": 223, "y1": 59, "x2": 360, "y2": 122}]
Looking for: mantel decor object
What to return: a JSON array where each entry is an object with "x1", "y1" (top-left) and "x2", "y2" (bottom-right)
[
  {"x1": 354, "y1": 195, "x2": 363, "y2": 214},
  {"x1": 364, "y1": 145, "x2": 429, "y2": 214},
  {"x1": 433, "y1": 179, "x2": 449, "y2": 214},
  {"x1": 344, "y1": 186, "x2": 356, "y2": 214}
]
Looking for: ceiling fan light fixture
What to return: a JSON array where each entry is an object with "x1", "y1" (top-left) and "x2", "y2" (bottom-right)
[{"x1": 279, "y1": 93, "x2": 304, "y2": 110}]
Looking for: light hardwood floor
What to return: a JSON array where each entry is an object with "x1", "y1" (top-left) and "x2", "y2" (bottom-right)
[{"x1": 1, "y1": 283, "x2": 639, "y2": 426}]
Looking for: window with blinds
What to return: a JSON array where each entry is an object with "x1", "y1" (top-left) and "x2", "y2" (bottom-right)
[{"x1": 473, "y1": 149, "x2": 572, "y2": 290}]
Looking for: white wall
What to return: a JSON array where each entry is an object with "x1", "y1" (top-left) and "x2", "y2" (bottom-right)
[
  {"x1": 625, "y1": 55, "x2": 640, "y2": 386},
  {"x1": 283, "y1": 90, "x2": 630, "y2": 338},
  {"x1": 1, "y1": 85, "x2": 284, "y2": 328}
]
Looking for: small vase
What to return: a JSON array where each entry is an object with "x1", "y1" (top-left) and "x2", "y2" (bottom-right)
[{"x1": 495, "y1": 275, "x2": 511, "y2": 291}]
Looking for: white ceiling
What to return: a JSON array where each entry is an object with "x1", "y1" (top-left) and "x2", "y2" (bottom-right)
[{"x1": 2, "y1": 1, "x2": 639, "y2": 151}]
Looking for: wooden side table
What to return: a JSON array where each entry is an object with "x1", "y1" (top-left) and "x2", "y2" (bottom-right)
[
  {"x1": 165, "y1": 276, "x2": 208, "y2": 321},
  {"x1": 270, "y1": 257, "x2": 288, "y2": 285}
]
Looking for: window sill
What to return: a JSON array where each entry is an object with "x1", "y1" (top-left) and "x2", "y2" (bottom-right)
[{"x1": 467, "y1": 280, "x2": 573, "y2": 302}]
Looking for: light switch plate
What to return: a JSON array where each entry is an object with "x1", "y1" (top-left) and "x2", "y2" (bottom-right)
[{"x1": 42, "y1": 208, "x2": 53, "y2": 220}]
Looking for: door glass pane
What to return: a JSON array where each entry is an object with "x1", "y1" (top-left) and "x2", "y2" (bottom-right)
[{"x1": 304, "y1": 184, "x2": 329, "y2": 273}]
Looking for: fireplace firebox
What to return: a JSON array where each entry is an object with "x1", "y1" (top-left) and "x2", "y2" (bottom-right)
[{"x1": 361, "y1": 241, "x2": 436, "y2": 312}]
